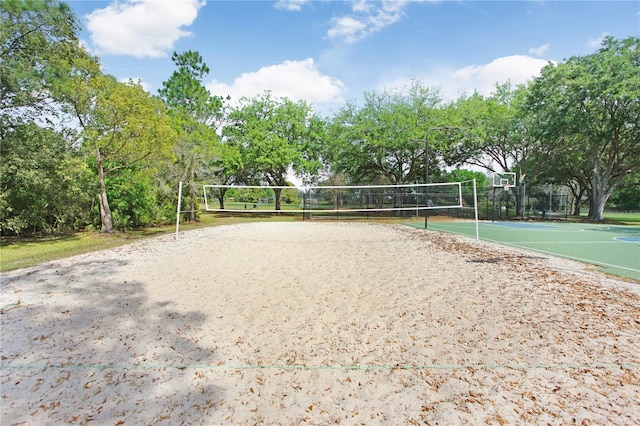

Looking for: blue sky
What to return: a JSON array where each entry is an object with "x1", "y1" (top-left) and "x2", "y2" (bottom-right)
[{"x1": 69, "y1": 0, "x2": 639, "y2": 116}]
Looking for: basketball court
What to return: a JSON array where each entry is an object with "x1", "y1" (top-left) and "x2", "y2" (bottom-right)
[{"x1": 407, "y1": 220, "x2": 640, "y2": 281}]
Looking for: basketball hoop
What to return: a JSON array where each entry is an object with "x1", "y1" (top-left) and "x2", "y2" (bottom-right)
[{"x1": 493, "y1": 172, "x2": 517, "y2": 192}]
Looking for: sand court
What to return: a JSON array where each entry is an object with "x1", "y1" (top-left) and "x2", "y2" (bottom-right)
[{"x1": 1, "y1": 222, "x2": 639, "y2": 424}]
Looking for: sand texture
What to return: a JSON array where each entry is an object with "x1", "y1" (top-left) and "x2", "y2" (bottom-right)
[{"x1": 1, "y1": 222, "x2": 639, "y2": 425}]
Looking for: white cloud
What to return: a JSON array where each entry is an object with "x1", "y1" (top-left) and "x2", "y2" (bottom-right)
[
  {"x1": 274, "y1": 0, "x2": 309, "y2": 12},
  {"x1": 528, "y1": 43, "x2": 549, "y2": 56},
  {"x1": 352, "y1": 0, "x2": 373, "y2": 14},
  {"x1": 206, "y1": 58, "x2": 346, "y2": 110},
  {"x1": 587, "y1": 32, "x2": 609, "y2": 48},
  {"x1": 386, "y1": 55, "x2": 551, "y2": 101},
  {"x1": 327, "y1": 0, "x2": 415, "y2": 43},
  {"x1": 327, "y1": 16, "x2": 368, "y2": 43},
  {"x1": 86, "y1": 0, "x2": 204, "y2": 58}
]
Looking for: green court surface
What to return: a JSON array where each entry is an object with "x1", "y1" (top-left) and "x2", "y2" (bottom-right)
[{"x1": 406, "y1": 220, "x2": 640, "y2": 281}]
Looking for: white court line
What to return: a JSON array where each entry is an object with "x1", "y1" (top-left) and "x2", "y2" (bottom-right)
[
  {"x1": 508, "y1": 241, "x2": 635, "y2": 244},
  {"x1": 483, "y1": 226, "x2": 586, "y2": 232},
  {"x1": 418, "y1": 224, "x2": 639, "y2": 276},
  {"x1": 434, "y1": 223, "x2": 587, "y2": 232},
  {"x1": 481, "y1": 238, "x2": 640, "y2": 275},
  {"x1": 614, "y1": 236, "x2": 640, "y2": 243}
]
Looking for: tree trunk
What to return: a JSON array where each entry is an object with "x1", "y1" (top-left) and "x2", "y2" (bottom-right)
[
  {"x1": 514, "y1": 186, "x2": 522, "y2": 218},
  {"x1": 189, "y1": 167, "x2": 196, "y2": 222},
  {"x1": 571, "y1": 186, "x2": 584, "y2": 216},
  {"x1": 590, "y1": 172, "x2": 612, "y2": 221},
  {"x1": 216, "y1": 188, "x2": 227, "y2": 209},
  {"x1": 189, "y1": 187, "x2": 196, "y2": 221},
  {"x1": 274, "y1": 187, "x2": 282, "y2": 211},
  {"x1": 572, "y1": 199, "x2": 581, "y2": 216},
  {"x1": 97, "y1": 157, "x2": 114, "y2": 233},
  {"x1": 589, "y1": 176, "x2": 609, "y2": 222}
]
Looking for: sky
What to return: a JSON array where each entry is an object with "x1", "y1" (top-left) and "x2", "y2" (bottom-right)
[{"x1": 68, "y1": 0, "x2": 639, "y2": 116}]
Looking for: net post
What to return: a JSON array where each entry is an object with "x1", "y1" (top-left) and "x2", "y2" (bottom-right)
[
  {"x1": 175, "y1": 180, "x2": 183, "y2": 240},
  {"x1": 203, "y1": 185, "x2": 210, "y2": 211},
  {"x1": 473, "y1": 178, "x2": 479, "y2": 241}
]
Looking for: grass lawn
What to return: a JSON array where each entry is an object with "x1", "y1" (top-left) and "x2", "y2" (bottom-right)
[
  {"x1": 599, "y1": 212, "x2": 640, "y2": 225},
  {"x1": 0, "y1": 213, "x2": 300, "y2": 273}
]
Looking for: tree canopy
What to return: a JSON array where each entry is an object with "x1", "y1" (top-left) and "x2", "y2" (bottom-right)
[
  {"x1": 327, "y1": 82, "x2": 443, "y2": 185},
  {"x1": 526, "y1": 36, "x2": 640, "y2": 220},
  {"x1": 56, "y1": 57, "x2": 175, "y2": 232},
  {"x1": 1, "y1": 0, "x2": 79, "y2": 127},
  {"x1": 223, "y1": 91, "x2": 324, "y2": 209},
  {"x1": 1, "y1": 2, "x2": 638, "y2": 237},
  {"x1": 159, "y1": 50, "x2": 224, "y2": 221}
]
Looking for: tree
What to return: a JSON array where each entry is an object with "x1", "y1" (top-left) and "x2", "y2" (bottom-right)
[
  {"x1": 609, "y1": 174, "x2": 640, "y2": 210},
  {"x1": 207, "y1": 142, "x2": 245, "y2": 209},
  {"x1": 526, "y1": 133, "x2": 593, "y2": 216},
  {"x1": 1, "y1": 0, "x2": 98, "y2": 235},
  {"x1": 0, "y1": 122, "x2": 94, "y2": 234},
  {"x1": 158, "y1": 51, "x2": 225, "y2": 221},
  {"x1": 0, "y1": 0, "x2": 80, "y2": 126},
  {"x1": 102, "y1": 164, "x2": 170, "y2": 229},
  {"x1": 326, "y1": 81, "x2": 443, "y2": 185},
  {"x1": 223, "y1": 91, "x2": 325, "y2": 210},
  {"x1": 526, "y1": 36, "x2": 640, "y2": 221},
  {"x1": 56, "y1": 57, "x2": 175, "y2": 232},
  {"x1": 448, "y1": 83, "x2": 541, "y2": 216},
  {"x1": 443, "y1": 169, "x2": 488, "y2": 187}
]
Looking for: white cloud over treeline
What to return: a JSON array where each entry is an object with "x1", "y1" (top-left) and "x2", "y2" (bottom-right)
[
  {"x1": 86, "y1": 0, "x2": 205, "y2": 58},
  {"x1": 206, "y1": 58, "x2": 345, "y2": 110},
  {"x1": 327, "y1": 0, "x2": 425, "y2": 44},
  {"x1": 385, "y1": 55, "x2": 552, "y2": 101}
]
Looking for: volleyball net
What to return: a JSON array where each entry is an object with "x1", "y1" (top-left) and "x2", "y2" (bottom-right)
[{"x1": 203, "y1": 181, "x2": 478, "y2": 217}]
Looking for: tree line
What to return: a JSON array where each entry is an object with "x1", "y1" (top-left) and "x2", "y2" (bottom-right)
[{"x1": 1, "y1": 0, "x2": 638, "y2": 235}]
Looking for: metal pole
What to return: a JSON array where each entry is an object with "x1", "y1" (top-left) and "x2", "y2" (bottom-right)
[
  {"x1": 521, "y1": 180, "x2": 526, "y2": 219},
  {"x1": 473, "y1": 178, "x2": 479, "y2": 241},
  {"x1": 425, "y1": 129, "x2": 430, "y2": 229}
]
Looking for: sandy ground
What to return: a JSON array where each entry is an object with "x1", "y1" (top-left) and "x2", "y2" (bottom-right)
[{"x1": 1, "y1": 221, "x2": 639, "y2": 425}]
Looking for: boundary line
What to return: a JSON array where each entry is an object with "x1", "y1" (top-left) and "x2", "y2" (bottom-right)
[
  {"x1": 614, "y1": 236, "x2": 640, "y2": 243},
  {"x1": 411, "y1": 223, "x2": 639, "y2": 278},
  {"x1": 505, "y1": 241, "x2": 632, "y2": 245},
  {"x1": 480, "y1": 237, "x2": 640, "y2": 275}
]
